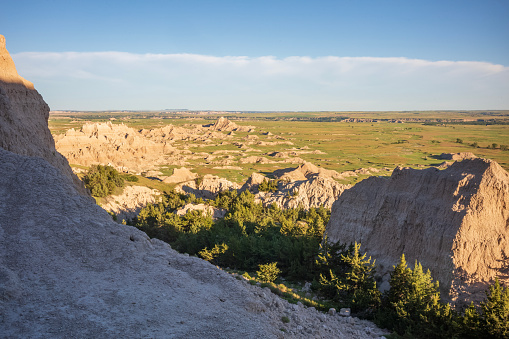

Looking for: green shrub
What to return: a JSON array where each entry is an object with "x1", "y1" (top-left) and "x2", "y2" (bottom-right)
[
  {"x1": 198, "y1": 243, "x2": 228, "y2": 262},
  {"x1": 256, "y1": 262, "x2": 281, "y2": 283},
  {"x1": 459, "y1": 278, "x2": 509, "y2": 338},
  {"x1": 83, "y1": 165, "x2": 124, "y2": 197},
  {"x1": 259, "y1": 178, "x2": 278, "y2": 192},
  {"x1": 317, "y1": 241, "x2": 380, "y2": 314},
  {"x1": 375, "y1": 254, "x2": 455, "y2": 338},
  {"x1": 123, "y1": 174, "x2": 139, "y2": 182}
]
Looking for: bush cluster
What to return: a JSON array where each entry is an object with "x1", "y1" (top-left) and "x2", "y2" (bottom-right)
[
  {"x1": 83, "y1": 165, "x2": 124, "y2": 197},
  {"x1": 258, "y1": 178, "x2": 279, "y2": 192}
]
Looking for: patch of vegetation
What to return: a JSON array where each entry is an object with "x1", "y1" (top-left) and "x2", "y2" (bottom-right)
[
  {"x1": 83, "y1": 165, "x2": 124, "y2": 197},
  {"x1": 256, "y1": 262, "x2": 281, "y2": 283},
  {"x1": 258, "y1": 178, "x2": 279, "y2": 192},
  {"x1": 123, "y1": 174, "x2": 139, "y2": 182}
]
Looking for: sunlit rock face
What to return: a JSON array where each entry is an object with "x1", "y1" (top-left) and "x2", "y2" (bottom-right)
[
  {"x1": 325, "y1": 158, "x2": 509, "y2": 305},
  {"x1": 0, "y1": 34, "x2": 87, "y2": 195}
]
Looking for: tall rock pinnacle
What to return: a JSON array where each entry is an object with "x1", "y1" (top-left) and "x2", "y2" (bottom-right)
[{"x1": 0, "y1": 35, "x2": 88, "y2": 195}]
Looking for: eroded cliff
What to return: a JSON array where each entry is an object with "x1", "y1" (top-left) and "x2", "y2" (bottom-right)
[{"x1": 325, "y1": 158, "x2": 509, "y2": 304}]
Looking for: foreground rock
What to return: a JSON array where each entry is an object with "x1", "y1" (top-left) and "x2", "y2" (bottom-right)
[
  {"x1": 325, "y1": 158, "x2": 509, "y2": 305},
  {"x1": 1, "y1": 35, "x2": 389, "y2": 337}
]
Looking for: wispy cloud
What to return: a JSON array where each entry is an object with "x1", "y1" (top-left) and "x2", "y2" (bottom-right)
[{"x1": 12, "y1": 52, "x2": 509, "y2": 110}]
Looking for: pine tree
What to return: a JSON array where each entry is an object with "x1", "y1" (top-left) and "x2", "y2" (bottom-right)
[{"x1": 376, "y1": 254, "x2": 455, "y2": 338}]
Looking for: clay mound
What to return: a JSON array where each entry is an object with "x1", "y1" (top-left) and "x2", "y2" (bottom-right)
[
  {"x1": 325, "y1": 158, "x2": 509, "y2": 304},
  {"x1": 240, "y1": 172, "x2": 351, "y2": 210},
  {"x1": 175, "y1": 203, "x2": 227, "y2": 219},
  {"x1": 0, "y1": 35, "x2": 86, "y2": 195},
  {"x1": 256, "y1": 176, "x2": 351, "y2": 210},
  {"x1": 240, "y1": 172, "x2": 268, "y2": 192},
  {"x1": 176, "y1": 175, "x2": 241, "y2": 200},
  {"x1": 162, "y1": 167, "x2": 198, "y2": 184},
  {"x1": 273, "y1": 162, "x2": 342, "y2": 182},
  {"x1": 208, "y1": 117, "x2": 255, "y2": 132},
  {"x1": 102, "y1": 185, "x2": 161, "y2": 223},
  {"x1": 439, "y1": 152, "x2": 477, "y2": 161}
]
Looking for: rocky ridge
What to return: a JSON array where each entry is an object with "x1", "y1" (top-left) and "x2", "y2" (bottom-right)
[
  {"x1": 325, "y1": 158, "x2": 509, "y2": 305},
  {"x1": 0, "y1": 35, "x2": 87, "y2": 195}
]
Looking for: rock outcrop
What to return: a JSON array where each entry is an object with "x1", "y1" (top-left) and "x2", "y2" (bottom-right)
[
  {"x1": 0, "y1": 35, "x2": 386, "y2": 338},
  {"x1": 256, "y1": 176, "x2": 350, "y2": 210},
  {"x1": 207, "y1": 117, "x2": 255, "y2": 132},
  {"x1": 101, "y1": 185, "x2": 161, "y2": 223},
  {"x1": 176, "y1": 174, "x2": 241, "y2": 200},
  {"x1": 325, "y1": 158, "x2": 509, "y2": 304},
  {"x1": 438, "y1": 152, "x2": 477, "y2": 161},
  {"x1": 0, "y1": 35, "x2": 87, "y2": 195},
  {"x1": 239, "y1": 168, "x2": 351, "y2": 210},
  {"x1": 175, "y1": 203, "x2": 227, "y2": 219},
  {"x1": 54, "y1": 122, "x2": 173, "y2": 173},
  {"x1": 162, "y1": 167, "x2": 198, "y2": 184}
]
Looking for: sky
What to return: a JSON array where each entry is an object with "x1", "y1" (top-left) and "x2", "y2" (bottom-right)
[{"x1": 1, "y1": 0, "x2": 508, "y2": 111}]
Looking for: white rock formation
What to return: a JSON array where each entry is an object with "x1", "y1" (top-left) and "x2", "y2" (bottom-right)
[
  {"x1": 175, "y1": 203, "x2": 227, "y2": 219},
  {"x1": 102, "y1": 185, "x2": 161, "y2": 222}
]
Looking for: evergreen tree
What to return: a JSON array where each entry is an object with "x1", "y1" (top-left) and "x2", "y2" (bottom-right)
[{"x1": 376, "y1": 254, "x2": 455, "y2": 338}]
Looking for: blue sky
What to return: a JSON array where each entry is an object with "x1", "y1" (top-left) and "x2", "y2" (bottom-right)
[{"x1": 1, "y1": 0, "x2": 508, "y2": 111}]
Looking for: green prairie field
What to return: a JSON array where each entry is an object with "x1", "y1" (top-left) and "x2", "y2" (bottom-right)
[{"x1": 49, "y1": 111, "x2": 509, "y2": 184}]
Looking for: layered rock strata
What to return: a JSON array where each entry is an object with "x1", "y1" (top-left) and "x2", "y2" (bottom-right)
[
  {"x1": 0, "y1": 35, "x2": 87, "y2": 195},
  {"x1": 325, "y1": 158, "x2": 509, "y2": 304}
]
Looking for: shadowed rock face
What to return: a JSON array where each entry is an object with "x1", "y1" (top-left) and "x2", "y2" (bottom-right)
[
  {"x1": 325, "y1": 158, "x2": 509, "y2": 304},
  {"x1": 0, "y1": 35, "x2": 88, "y2": 195}
]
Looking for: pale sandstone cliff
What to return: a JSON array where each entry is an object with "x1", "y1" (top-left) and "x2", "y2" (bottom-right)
[
  {"x1": 325, "y1": 159, "x2": 509, "y2": 304},
  {"x1": 0, "y1": 35, "x2": 87, "y2": 195},
  {"x1": 0, "y1": 35, "x2": 386, "y2": 338}
]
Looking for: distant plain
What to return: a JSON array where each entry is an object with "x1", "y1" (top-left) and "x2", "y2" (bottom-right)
[{"x1": 49, "y1": 110, "x2": 509, "y2": 184}]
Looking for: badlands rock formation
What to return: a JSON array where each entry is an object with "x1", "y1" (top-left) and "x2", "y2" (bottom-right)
[
  {"x1": 241, "y1": 166, "x2": 351, "y2": 210},
  {"x1": 102, "y1": 185, "x2": 161, "y2": 223},
  {"x1": 175, "y1": 203, "x2": 227, "y2": 219},
  {"x1": 54, "y1": 122, "x2": 174, "y2": 173},
  {"x1": 208, "y1": 116, "x2": 255, "y2": 132},
  {"x1": 177, "y1": 174, "x2": 241, "y2": 200},
  {"x1": 0, "y1": 35, "x2": 386, "y2": 338},
  {"x1": 54, "y1": 119, "x2": 251, "y2": 174},
  {"x1": 162, "y1": 167, "x2": 198, "y2": 184},
  {"x1": 0, "y1": 35, "x2": 86, "y2": 195},
  {"x1": 325, "y1": 158, "x2": 509, "y2": 304}
]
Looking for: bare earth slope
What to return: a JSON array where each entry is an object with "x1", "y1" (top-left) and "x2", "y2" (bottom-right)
[{"x1": 325, "y1": 159, "x2": 509, "y2": 304}]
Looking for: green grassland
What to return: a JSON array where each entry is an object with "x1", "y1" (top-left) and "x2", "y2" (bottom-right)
[{"x1": 50, "y1": 111, "x2": 509, "y2": 184}]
